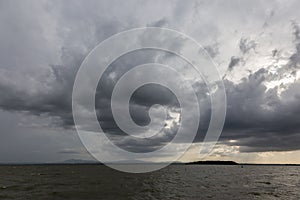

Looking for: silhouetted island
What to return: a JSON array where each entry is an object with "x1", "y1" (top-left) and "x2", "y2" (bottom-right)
[{"x1": 185, "y1": 161, "x2": 238, "y2": 165}]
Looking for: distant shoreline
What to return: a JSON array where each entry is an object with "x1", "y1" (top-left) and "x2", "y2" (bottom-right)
[
  {"x1": 0, "y1": 160, "x2": 299, "y2": 166},
  {"x1": 184, "y1": 160, "x2": 300, "y2": 166}
]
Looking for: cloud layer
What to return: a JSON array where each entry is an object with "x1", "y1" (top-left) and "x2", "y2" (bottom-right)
[{"x1": 1, "y1": 0, "x2": 300, "y2": 160}]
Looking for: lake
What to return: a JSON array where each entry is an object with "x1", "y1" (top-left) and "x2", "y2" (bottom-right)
[{"x1": 0, "y1": 165, "x2": 299, "y2": 199}]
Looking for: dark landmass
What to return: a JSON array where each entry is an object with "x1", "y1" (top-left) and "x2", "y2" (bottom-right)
[
  {"x1": 185, "y1": 161, "x2": 238, "y2": 165},
  {"x1": 185, "y1": 160, "x2": 300, "y2": 166}
]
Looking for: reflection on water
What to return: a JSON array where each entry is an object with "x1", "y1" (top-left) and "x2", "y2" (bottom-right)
[{"x1": 0, "y1": 165, "x2": 299, "y2": 199}]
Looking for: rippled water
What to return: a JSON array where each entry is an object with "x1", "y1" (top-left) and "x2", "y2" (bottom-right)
[{"x1": 0, "y1": 165, "x2": 299, "y2": 199}]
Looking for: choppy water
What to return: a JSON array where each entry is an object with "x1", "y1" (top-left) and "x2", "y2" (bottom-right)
[{"x1": 0, "y1": 165, "x2": 299, "y2": 199}]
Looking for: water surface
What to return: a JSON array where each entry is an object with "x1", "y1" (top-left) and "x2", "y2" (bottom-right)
[{"x1": 0, "y1": 165, "x2": 299, "y2": 199}]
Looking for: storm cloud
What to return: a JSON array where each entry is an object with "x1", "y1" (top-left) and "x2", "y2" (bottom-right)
[{"x1": 1, "y1": 0, "x2": 300, "y2": 161}]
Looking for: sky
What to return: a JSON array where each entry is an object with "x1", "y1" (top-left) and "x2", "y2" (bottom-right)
[{"x1": 0, "y1": 0, "x2": 300, "y2": 164}]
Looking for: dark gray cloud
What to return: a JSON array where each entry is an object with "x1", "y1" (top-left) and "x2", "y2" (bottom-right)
[
  {"x1": 94, "y1": 49, "x2": 207, "y2": 153},
  {"x1": 221, "y1": 69, "x2": 300, "y2": 152},
  {"x1": 288, "y1": 22, "x2": 300, "y2": 69},
  {"x1": 218, "y1": 23, "x2": 300, "y2": 152},
  {"x1": 239, "y1": 37, "x2": 256, "y2": 54},
  {"x1": 228, "y1": 56, "x2": 241, "y2": 70}
]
